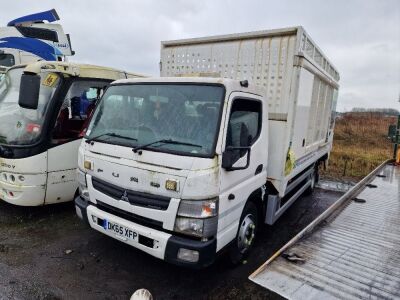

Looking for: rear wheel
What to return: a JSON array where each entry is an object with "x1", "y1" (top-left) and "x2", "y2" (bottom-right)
[
  {"x1": 305, "y1": 165, "x2": 319, "y2": 194},
  {"x1": 229, "y1": 201, "x2": 258, "y2": 265}
]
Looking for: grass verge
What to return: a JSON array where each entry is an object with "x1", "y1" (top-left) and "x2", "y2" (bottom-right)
[{"x1": 322, "y1": 112, "x2": 394, "y2": 181}]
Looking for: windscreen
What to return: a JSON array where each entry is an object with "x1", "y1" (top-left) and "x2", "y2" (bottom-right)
[
  {"x1": 87, "y1": 84, "x2": 225, "y2": 157},
  {"x1": 0, "y1": 68, "x2": 60, "y2": 145}
]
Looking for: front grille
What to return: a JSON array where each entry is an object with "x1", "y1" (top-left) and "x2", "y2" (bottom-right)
[
  {"x1": 92, "y1": 177, "x2": 171, "y2": 210},
  {"x1": 95, "y1": 200, "x2": 163, "y2": 230}
]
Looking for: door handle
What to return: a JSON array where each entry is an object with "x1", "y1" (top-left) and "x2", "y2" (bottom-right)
[
  {"x1": 255, "y1": 164, "x2": 263, "y2": 175},
  {"x1": 228, "y1": 194, "x2": 235, "y2": 200}
]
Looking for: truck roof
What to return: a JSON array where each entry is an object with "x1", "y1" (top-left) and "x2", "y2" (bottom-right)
[
  {"x1": 9, "y1": 61, "x2": 145, "y2": 80},
  {"x1": 112, "y1": 76, "x2": 266, "y2": 96}
]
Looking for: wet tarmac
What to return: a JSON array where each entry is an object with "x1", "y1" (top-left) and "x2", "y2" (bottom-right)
[{"x1": 0, "y1": 187, "x2": 343, "y2": 300}]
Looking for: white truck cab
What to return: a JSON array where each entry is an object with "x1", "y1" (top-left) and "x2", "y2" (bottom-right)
[
  {"x1": 0, "y1": 61, "x2": 144, "y2": 206},
  {"x1": 75, "y1": 27, "x2": 339, "y2": 267}
]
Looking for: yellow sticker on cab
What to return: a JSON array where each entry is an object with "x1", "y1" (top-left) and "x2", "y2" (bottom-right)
[{"x1": 42, "y1": 73, "x2": 59, "y2": 87}]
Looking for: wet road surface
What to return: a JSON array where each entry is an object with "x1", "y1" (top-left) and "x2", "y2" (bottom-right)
[{"x1": 0, "y1": 187, "x2": 343, "y2": 300}]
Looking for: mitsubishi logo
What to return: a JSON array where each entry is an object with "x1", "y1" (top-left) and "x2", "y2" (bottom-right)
[{"x1": 121, "y1": 190, "x2": 129, "y2": 202}]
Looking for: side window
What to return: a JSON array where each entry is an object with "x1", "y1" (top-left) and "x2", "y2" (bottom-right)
[
  {"x1": 226, "y1": 99, "x2": 262, "y2": 160},
  {"x1": 0, "y1": 54, "x2": 15, "y2": 67}
]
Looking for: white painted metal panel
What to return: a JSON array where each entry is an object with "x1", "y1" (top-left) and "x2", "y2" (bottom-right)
[
  {"x1": 291, "y1": 68, "x2": 314, "y2": 157},
  {"x1": 161, "y1": 32, "x2": 297, "y2": 116},
  {"x1": 45, "y1": 139, "x2": 82, "y2": 204},
  {"x1": 0, "y1": 152, "x2": 48, "y2": 206},
  {"x1": 266, "y1": 120, "x2": 288, "y2": 186}
]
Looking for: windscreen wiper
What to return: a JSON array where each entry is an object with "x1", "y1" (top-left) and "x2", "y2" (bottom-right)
[
  {"x1": 132, "y1": 139, "x2": 202, "y2": 153},
  {"x1": 85, "y1": 132, "x2": 137, "y2": 144}
]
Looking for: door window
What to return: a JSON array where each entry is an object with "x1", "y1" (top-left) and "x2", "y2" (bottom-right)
[
  {"x1": 52, "y1": 81, "x2": 108, "y2": 144},
  {"x1": 226, "y1": 98, "x2": 262, "y2": 162}
]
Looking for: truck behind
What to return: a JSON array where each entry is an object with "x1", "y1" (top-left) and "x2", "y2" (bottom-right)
[{"x1": 0, "y1": 9, "x2": 74, "y2": 69}]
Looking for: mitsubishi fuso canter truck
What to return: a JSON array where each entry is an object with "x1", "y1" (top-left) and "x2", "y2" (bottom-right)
[
  {"x1": 75, "y1": 27, "x2": 340, "y2": 267},
  {"x1": 0, "y1": 61, "x2": 144, "y2": 206}
]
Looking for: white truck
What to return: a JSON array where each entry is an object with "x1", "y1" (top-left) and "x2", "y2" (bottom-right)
[
  {"x1": 75, "y1": 27, "x2": 339, "y2": 267},
  {"x1": 0, "y1": 9, "x2": 74, "y2": 69},
  {"x1": 0, "y1": 61, "x2": 143, "y2": 206}
]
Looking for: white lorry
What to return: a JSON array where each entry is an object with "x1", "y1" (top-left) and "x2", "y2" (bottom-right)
[
  {"x1": 75, "y1": 27, "x2": 339, "y2": 267},
  {"x1": 0, "y1": 61, "x2": 143, "y2": 206},
  {"x1": 0, "y1": 9, "x2": 74, "y2": 69}
]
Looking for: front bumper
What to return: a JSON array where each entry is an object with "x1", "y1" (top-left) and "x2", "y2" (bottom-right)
[
  {"x1": 0, "y1": 180, "x2": 46, "y2": 206},
  {"x1": 75, "y1": 196, "x2": 217, "y2": 268}
]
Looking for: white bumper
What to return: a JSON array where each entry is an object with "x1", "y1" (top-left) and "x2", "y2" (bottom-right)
[
  {"x1": 87, "y1": 205, "x2": 172, "y2": 260},
  {"x1": 0, "y1": 178, "x2": 46, "y2": 206}
]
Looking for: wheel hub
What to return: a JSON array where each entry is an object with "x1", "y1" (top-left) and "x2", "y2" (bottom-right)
[{"x1": 237, "y1": 214, "x2": 256, "y2": 253}]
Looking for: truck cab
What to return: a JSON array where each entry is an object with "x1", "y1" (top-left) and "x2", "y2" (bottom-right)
[
  {"x1": 0, "y1": 61, "x2": 143, "y2": 206},
  {"x1": 75, "y1": 77, "x2": 269, "y2": 266}
]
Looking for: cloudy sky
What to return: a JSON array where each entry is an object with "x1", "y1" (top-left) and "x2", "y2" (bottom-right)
[{"x1": 1, "y1": 0, "x2": 399, "y2": 111}]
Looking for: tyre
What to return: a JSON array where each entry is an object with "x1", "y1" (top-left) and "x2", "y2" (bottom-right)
[
  {"x1": 305, "y1": 165, "x2": 318, "y2": 194},
  {"x1": 229, "y1": 201, "x2": 258, "y2": 265}
]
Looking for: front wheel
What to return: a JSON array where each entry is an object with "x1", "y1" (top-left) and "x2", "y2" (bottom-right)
[{"x1": 229, "y1": 201, "x2": 258, "y2": 265}]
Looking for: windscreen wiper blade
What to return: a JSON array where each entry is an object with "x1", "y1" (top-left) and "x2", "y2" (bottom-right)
[
  {"x1": 132, "y1": 139, "x2": 202, "y2": 153},
  {"x1": 85, "y1": 133, "x2": 137, "y2": 144}
]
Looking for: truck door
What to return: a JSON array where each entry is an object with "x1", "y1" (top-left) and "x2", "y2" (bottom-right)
[{"x1": 218, "y1": 92, "x2": 268, "y2": 246}]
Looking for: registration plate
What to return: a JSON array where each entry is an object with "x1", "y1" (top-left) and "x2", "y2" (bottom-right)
[{"x1": 101, "y1": 219, "x2": 138, "y2": 241}]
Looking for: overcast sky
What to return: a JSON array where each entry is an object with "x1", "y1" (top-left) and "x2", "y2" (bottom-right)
[{"x1": 1, "y1": 0, "x2": 399, "y2": 111}]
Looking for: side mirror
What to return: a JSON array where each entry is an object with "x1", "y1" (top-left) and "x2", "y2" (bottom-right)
[
  {"x1": 19, "y1": 73, "x2": 41, "y2": 110},
  {"x1": 222, "y1": 146, "x2": 251, "y2": 171}
]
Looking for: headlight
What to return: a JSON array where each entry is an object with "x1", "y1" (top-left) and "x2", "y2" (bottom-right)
[
  {"x1": 177, "y1": 198, "x2": 218, "y2": 218},
  {"x1": 174, "y1": 198, "x2": 218, "y2": 238},
  {"x1": 77, "y1": 169, "x2": 89, "y2": 201},
  {"x1": 174, "y1": 217, "x2": 218, "y2": 238}
]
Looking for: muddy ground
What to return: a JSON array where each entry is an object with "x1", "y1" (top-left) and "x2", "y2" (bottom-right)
[{"x1": 0, "y1": 187, "x2": 343, "y2": 300}]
